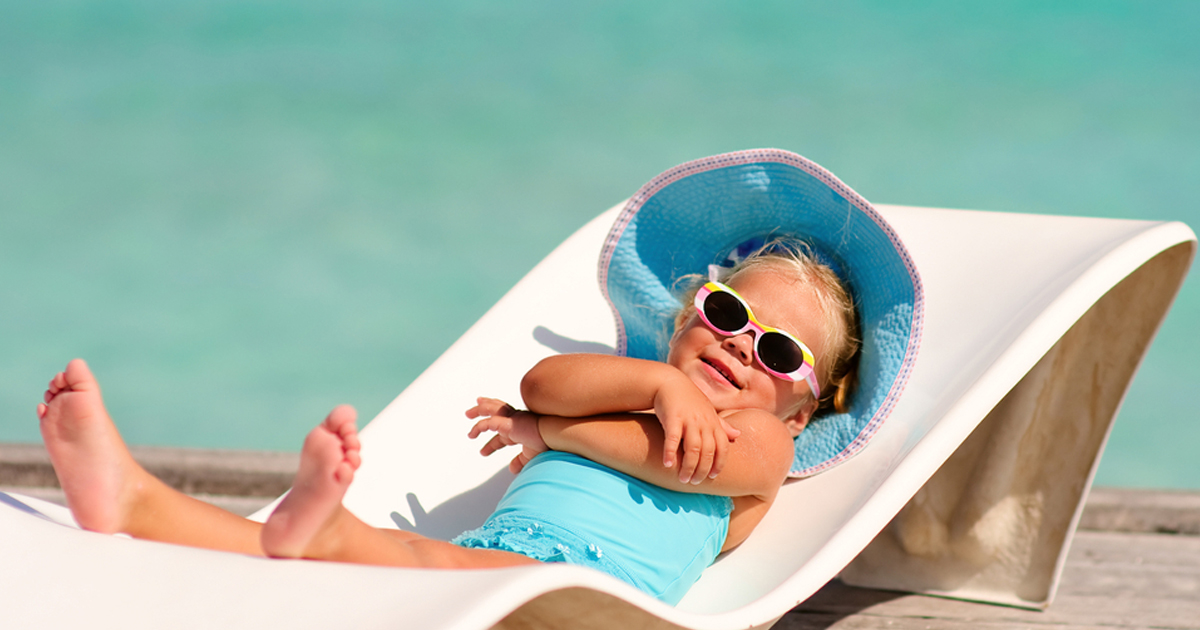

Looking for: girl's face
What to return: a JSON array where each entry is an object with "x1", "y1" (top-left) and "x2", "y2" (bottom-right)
[{"x1": 667, "y1": 267, "x2": 827, "y2": 435}]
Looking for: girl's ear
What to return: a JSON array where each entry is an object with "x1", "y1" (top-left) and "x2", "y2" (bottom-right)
[{"x1": 783, "y1": 398, "x2": 818, "y2": 437}]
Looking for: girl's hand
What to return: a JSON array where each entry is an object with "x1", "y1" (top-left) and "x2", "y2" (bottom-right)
[
  {"x1": 653, "y1": 378, "x2": 741, "y2": 485},
  {"x1": 466, "y1": 397, "x2": 548, "y2": 474}
]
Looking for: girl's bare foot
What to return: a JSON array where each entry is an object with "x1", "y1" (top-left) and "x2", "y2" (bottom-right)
[
  {"x1": 37, "y1": 359, "x2": 148, "y2": 533},
  {"x1": 260, "y1": 405, "x2": 362, "y2": 559}
]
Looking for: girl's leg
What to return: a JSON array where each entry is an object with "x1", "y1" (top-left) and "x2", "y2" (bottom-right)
[
  {"x1": 40, "y1": 359, "x2": 538, "y2": 569},
  {"x1": 38, "y1": 359, "x2": 264, "y2": 555},
  {"x1": 262, "y1": 410, "x2": 540, "y2": 569}
]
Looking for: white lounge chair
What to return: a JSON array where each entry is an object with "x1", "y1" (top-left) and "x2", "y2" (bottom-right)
[{"x1": 2, "y1": 150, "x2": 1193, "y2": 629}]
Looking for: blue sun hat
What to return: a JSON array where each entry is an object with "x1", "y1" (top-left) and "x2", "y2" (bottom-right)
[{"x1": 598, "y1": 149, "x2": 923, "y2": 477}]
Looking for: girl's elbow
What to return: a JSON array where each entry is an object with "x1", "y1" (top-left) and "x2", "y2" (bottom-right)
[
  {"x1": 520, "y1": 357, "x2": 559, "y2": 407},
  {"x1": 725, "y1": 416, "x2": 794, "y2": 495},
  {"x1": 750, "y1": 419, "x2": 799, "y2": 489},
  {"x1": 519, "y1": 368, "x2": 543, "y2": 406}
]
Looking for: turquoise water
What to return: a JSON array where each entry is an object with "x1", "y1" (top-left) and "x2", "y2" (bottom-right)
[{"x1": 2, "y1": 1, "x2": 1197, "y2": 488}]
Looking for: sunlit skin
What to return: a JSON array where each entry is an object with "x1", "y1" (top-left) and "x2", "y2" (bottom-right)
[{"x1": 34, "y1": 265, "x2": 835, "y2": 572}]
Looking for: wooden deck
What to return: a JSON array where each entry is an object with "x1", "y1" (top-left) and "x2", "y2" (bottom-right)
[
  {"x1": 3, "y1": 442, "x2": 1198, "y2": 628},
  {"x1": 780, "y1": 530, "x2": 1200, "y2": 629}
]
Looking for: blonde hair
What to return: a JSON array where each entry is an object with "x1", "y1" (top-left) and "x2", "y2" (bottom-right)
[{"x1": 673, "y1": 240, "x2": 860, "y2": 415}]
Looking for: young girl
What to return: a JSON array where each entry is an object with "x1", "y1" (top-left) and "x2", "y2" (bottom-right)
[{"x1": 36, "y1": 242, "x2": 859, "y2": 604}]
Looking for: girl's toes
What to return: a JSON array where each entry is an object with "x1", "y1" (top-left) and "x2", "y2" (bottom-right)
[{"x1": 334, "y1": 461, "x2": 354, "y2": 484}]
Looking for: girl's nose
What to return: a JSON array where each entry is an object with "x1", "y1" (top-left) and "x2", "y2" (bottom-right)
[{"x1": 722, "y1": 334, "x2": 754, "y2": 364}]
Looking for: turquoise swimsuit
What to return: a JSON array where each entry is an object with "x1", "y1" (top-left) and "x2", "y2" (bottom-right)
[{"x1": 451, "y1": 451, "x2": 733, "y2": 604}]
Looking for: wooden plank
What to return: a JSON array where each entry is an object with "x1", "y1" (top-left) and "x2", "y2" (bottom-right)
[
  {"x1": 1062, "y1": 531, "x2": 1200, "y2": 601},
  {"x1": 0, "y1": 442, "x2": 297, "y2": 497},
  {"x1": 1079, "y1": 487, "x2": 1200, "y2": 535},
  {"x1": 779, "y1": 531, "x2": 1200, "y2": 629},
  {"x1": 778, "y1": 612, "x2": 1114, "y2": 630}
]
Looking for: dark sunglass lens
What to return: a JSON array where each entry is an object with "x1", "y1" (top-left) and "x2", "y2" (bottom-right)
[
  {"x1": 704, "y1": 291, "x2": 748, "y2": 331},
  {"x1": 759, "y1": 333, "x2": 804, "y2": 373}
]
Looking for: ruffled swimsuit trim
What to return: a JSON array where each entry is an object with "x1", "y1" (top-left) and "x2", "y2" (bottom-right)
[{"x1": 452, "y1": 513, "x2": 639, "y2": 588}]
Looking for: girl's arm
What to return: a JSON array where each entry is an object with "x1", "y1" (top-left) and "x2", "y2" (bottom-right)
[
  {"x1": 520, "y1": 353, "x2": 681, "y2": 416},
  {"x1": 538, "y1": 408, "x2": 794, "y2": 500},
  {"x1": 466, "y1": 399, "x2": 795, "y2": 551},
  {"x1": 465, "y1": 398, "x2": 791, "y2": 497},
  {"x1": 540, "y1": 407, "x2": 795, "y2": 551},
  {"x1": 520, "y1": 354, "x2": 740, "y2": 483}
]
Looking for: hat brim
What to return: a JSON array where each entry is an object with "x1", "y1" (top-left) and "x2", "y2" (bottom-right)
[{"x1": 598, "y1": 149, "x2": 924, "y2": 477}]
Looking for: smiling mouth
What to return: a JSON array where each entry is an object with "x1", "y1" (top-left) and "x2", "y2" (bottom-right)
[{"x1": 702, "y1": 358, "x2": 741, "y2": 389}]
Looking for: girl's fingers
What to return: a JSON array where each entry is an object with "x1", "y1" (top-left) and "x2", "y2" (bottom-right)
[
  {"x1": 466, "y1": 397, "x2": 512, "y2": 419},
  {"x1": 720, "y1": 417, "x2": 741, "y2": 441},
  {"x1": 509, "y1": 452, "x2": 530, "y2": 474},
  {"x1": 710, "y1": 432, "x2": 727, "y2": 479},
  {"x1": 467, "y1": 417, "x2": 501, "y2": 439},
  {"x1": 480, "y1": 434, "x2": 511, "y2": 457},
  {"x1": 692, "y1": 429, "x2": 716, "y2": 485},
  {"x1": 662, "y1": 421, "x2": 682, "y2": 469},
  {"x1": 678, "y1": 425, "x2": 702, "y2": 484}
]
